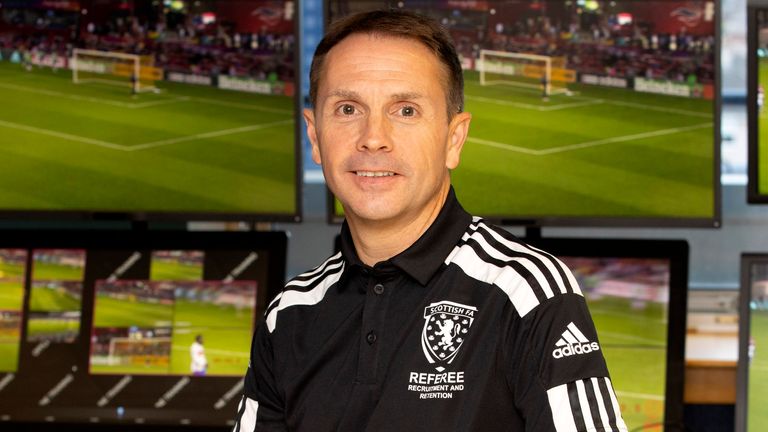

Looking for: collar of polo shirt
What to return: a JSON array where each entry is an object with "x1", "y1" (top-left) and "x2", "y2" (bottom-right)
[{"x1": 340, "y1": 187, "x2": 473, "y2": 285}]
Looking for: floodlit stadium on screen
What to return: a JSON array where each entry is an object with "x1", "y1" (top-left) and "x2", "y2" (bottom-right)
[
  {"x1": 327, "y1": 0, "x2": 719, "y2": 226},
  {"x1": 0, "y1": 249, "x2": 27, "y2": 372},
  {"x1": 0, "y1": 1, "x2": 300, "y2": 220}
]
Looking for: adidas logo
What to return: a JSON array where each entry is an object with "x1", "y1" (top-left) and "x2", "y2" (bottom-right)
[{"x1": 552, "y1": 322, "x2": 600, "y2": 359}]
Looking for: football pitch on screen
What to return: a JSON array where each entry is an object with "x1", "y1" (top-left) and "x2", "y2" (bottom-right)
[
  {"x1": 150, "y1": 260, "x2": 203, "y2": 281},
  {"x1": 456, "y1": 71, "x2": 714, "y2": 219},
  {"x1": 748, "y1": 308, "x2": 768, "y2": 430},
  {"x1": 0, "y1": 62, "x2": 296, "y2": 215},
  {"x1": 590, "y1": 297, "x2": 667, "y2": 430},
  {"x1": 92, "y1": 296, "x2": 252, "y2": 375},
  {"x1": 759, "y1": 57, "x2": 768, "y2": 195},
  {"x1": 32, "y1": 261, "x2": 84, "y2": 281}
]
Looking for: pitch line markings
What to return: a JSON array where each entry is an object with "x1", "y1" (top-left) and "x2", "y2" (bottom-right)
[
  {"x1": 615, "y1": 390, "x2": 664, "y2": 401},
  {"x1": 467, "y1": 122, "x2": 712, "y2": 156},
  {"x1": 130, "y1": 119, "x2": 294, "y2": 151},
  {"x1": 0, "y1": 118, "x2": 293, "y2": 152},
  {"x1": 465, "y1": 94, "x2": 604, "y2": 112},
  {"x1": 465, "y1": 92, "x2": 711, "y2": 118},
  {"x1": 0, "y1": 82, "x2": 187, "y2": 109}
]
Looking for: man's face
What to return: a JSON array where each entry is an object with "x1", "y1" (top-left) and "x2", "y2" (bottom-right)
[{"x1": 305, "y1": 33, "x2": 471, "y2": 226}]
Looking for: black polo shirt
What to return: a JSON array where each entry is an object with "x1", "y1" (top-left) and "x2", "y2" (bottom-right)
[{"x1": 234, "y1": 189, "x2": 628, "y2": 432}]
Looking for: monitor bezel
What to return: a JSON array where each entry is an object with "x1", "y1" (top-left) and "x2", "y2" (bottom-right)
[
  {"x1": 323, "y1": 0, "x2": 722, "y2": 228},
  {"x1": 735, "y1": 253, "x2": 768, "y2": 432},
  {"x1": 748, "y1": 3, "x2": 768, "y2": 204},
  {"x1": 523, "y1": 237, "x2": 689, "y2": 431}
]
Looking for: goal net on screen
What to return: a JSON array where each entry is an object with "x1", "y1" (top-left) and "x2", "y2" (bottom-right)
[
  {"x1": 71, "y1": 48, "x2": 161, "y2": 93},
  {"x1": 106, "y1": 336, "x2": 171, "y2": 366},
  {"x1": 479, "y1": 49, "x2": 574, "y2": 96}
]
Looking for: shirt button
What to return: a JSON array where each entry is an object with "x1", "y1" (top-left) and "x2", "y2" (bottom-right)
[
  {"x1": 366, "y1": 331, "x2": 377, "y2": 345},
  {"x1": 373, "y1": 284, "x2": 385, "y2": 295}
]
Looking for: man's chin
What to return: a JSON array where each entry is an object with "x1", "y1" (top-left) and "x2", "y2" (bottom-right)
[{"x1": 343, "y1": 203, "x2": 401, "y2": 224}]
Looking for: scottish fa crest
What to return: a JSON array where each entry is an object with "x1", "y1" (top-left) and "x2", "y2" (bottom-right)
[{"x1": 421, "y1": 301, "x2": 478, "y2": 372}]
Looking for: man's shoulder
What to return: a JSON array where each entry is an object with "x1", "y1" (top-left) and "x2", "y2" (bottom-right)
[
  {"x1": 445, "y1": 217, "x2": 583, "y2": 318},
  {"x1": 264, "y1": 252, "x2": 346, "y2": 333}
]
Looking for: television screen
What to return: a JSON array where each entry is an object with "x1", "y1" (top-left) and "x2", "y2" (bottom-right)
[
  {"x1": 0, "y1": 230, "x2": 287, "y2": 428},
  {"x1": 525, "y1": 238, "x2": 688, "y2": 431},
  {"x1": 27, "y1": 249, "x2": 86, "y2": 343},
  {"x1": 748, "y1": 5, "x2": 768, "y2": 203},
  {"x1": 0, "y1": 1, "x2": 301, "y2": 221},
  {"x1": 325, "y1": 0, "x2": 719, "y2": 226},
  {"x1": 0, "y1": 249, "x2": 27, "y2": 372},
  {"x1": 736, "y1": 254, "x2": 768, "y2": 431}
]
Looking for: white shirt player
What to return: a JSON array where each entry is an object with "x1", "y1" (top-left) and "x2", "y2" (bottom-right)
[{"x1": 191, "y1": 337, "x2": 208, "y2": 375}]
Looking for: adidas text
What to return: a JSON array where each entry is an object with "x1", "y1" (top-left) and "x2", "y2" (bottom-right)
[{"x1": 552, "y1": 342, "x2": 600, "y2": 359}]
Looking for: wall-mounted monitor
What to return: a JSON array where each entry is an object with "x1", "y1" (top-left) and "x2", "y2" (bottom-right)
[
  {"x1": 736, "y1": 253, "x2": 768, "y2": 431},
  {"x1": 748, "y1": 3, "x2": 768, "y2": 203},
  {"x1": 324, "y1": 0, "x2": 720, "y2": 227},
  {"x1": 524, "y1": 238, "x2": 688, "y2": 431},
  {"x1": 0, "y1": 0, "x2": 301, "y2": 221},
  {"x1": 0, "y1": 230, "x2": 287, "y2": 429}
]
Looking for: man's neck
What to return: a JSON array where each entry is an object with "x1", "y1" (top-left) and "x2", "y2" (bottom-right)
[{"x1": 346, "y1": 186, "x2": 450, "y2": 267}]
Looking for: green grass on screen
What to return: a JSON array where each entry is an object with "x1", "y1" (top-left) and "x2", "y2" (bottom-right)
[
  {"x1": 748, "y1": 308, "x2": 768, "y2": 430},
  {"x1": 29, "y1": 285, "x2": 80, "y2": 311},
  {"x1": 94, "y1": 294, "x2": 173, "y2": 328},
  {"x1": 0, "y1": 62, "x2": 296, "y2": 215},
  {"x1": 590, "y1": 297, "x2": 667, "y2": 431},
  {"x1": 32, "y1": 261, "x2": 84, "y2": 281},
  {"x1": 150, "y1": 260, "x2": 203, "y2": 281},
  {"x1": 758, "y1": 57, "x2": 768, "y2": 195}
]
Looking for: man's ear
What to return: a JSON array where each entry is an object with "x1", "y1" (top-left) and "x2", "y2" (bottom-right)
[
  {"x1": 304, "y1": 108, "x2": 322, "y2": 165},
  {"x1": 446, "y1": 111, "x2": 472, "y2": 169}
]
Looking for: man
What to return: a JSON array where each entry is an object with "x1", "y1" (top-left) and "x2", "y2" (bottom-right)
[
  {"x1": 190, "y1": 334, "x2": 207, "y2": 376},
  {"x1": 234, "y1": 10, "x2": 627, "y2": 432}
]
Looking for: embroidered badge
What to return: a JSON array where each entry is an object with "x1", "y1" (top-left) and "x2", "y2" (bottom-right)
[{"x1": 421, "y1": 301, "x2": 477, "y2": 372}]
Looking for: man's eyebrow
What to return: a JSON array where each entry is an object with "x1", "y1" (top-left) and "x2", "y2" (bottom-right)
[
  {"x1": 326, "y1": 89, "x2": 361, "y2": 100},
  {"x1": 325, "y1": 90, "x2": 424, "y2": 101},
  {"x1": 390, "y1": 92, "x2": 424, "y2": 101}
]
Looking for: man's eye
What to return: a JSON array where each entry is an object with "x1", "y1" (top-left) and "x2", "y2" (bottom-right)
[
  {"x1": 339, "y1": 104, "x2": 356, "y2": 115},
  {"x1": 400, "y1": 106, "x2": 416, "y2": 117}
]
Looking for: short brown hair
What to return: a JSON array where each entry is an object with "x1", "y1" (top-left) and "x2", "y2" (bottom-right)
[{"x1": 309, "y1": 9, "x2": 464, "y2": 118}]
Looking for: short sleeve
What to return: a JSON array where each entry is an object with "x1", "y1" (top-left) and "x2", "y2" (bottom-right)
[
  {"x1": 506, "y1": 294, "x2": 628, "y2": 431},
  {"x1": 232, "y1": 319, "x2": 287, "y2": 432}
]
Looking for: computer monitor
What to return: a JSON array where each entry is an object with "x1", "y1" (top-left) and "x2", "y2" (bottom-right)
[
  {"x1": 748, "y1": 3, "x2": 768, "y2": 203},
  {"x1": 0, "y1": 230, "x2": 287, "y2": 429},
  {"x1": 525, "y1": 238, "x2": 688, "y2": 431},
  {"x1": 736, "y1": 253, "x2": 768, "y2": 431},
  {"x1": 0, "y1": 0, "x2": 301, "y2": 221},
  {"x1": 324, "y1": 0, "x2": 720, "y2": 227}
]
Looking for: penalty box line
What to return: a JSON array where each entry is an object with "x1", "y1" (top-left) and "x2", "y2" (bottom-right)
[
  {"x1": 465, "y1": 91, "x2": 711, "y2": 118},
  {"x1": 0, "y1": 118, "x2": 293, "y2": 152},
  {"x1": 0, "y1": 82, "x2": 187, "y2": 109},
  {"x1": 466, "y1": 122, "x2": 712, "y2": 156}
]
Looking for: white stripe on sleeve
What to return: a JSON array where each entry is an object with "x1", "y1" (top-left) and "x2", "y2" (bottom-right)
[
  {"x1": 238, "y1": 398, "x2": 259, "y2": 432},
  {"x1": 575, "y1": 379, "x2": 596, "y2": 431},
  {"x1": 546, "y1": 383, "x2": 578, "y2": 432},
  {"x1": 591, "y1": 377, "x2": 615, "y2": 432}
]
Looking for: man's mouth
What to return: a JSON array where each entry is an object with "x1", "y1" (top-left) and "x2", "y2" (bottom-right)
[{"x1": 355, "y1": 171, "x2": 396, "y2": 177}]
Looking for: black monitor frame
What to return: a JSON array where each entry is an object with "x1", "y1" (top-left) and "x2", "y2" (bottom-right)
[
  {"x1": 523, "y1": 237, "x2": 689, "y2": 431},
  {"x1": 735, "y1": 253, "x2": 768, "y2": 432},
  {"x1": 323, "y1": 0, "x2": 721, "y2": 228},
  {"x1": 748, "y1": 3, "x2": 768, "y2": 203},
  {"x1": 0, "y1": 229, "x2": 288, "y2": 430},
  {"x1": 0, "y1": 2, "x2": 303, "y2": 224}
]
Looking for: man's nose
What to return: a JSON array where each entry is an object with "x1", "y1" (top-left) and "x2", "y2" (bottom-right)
[{"x1": 357, "y1": 112, "x2": 393, "y2": 153}]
